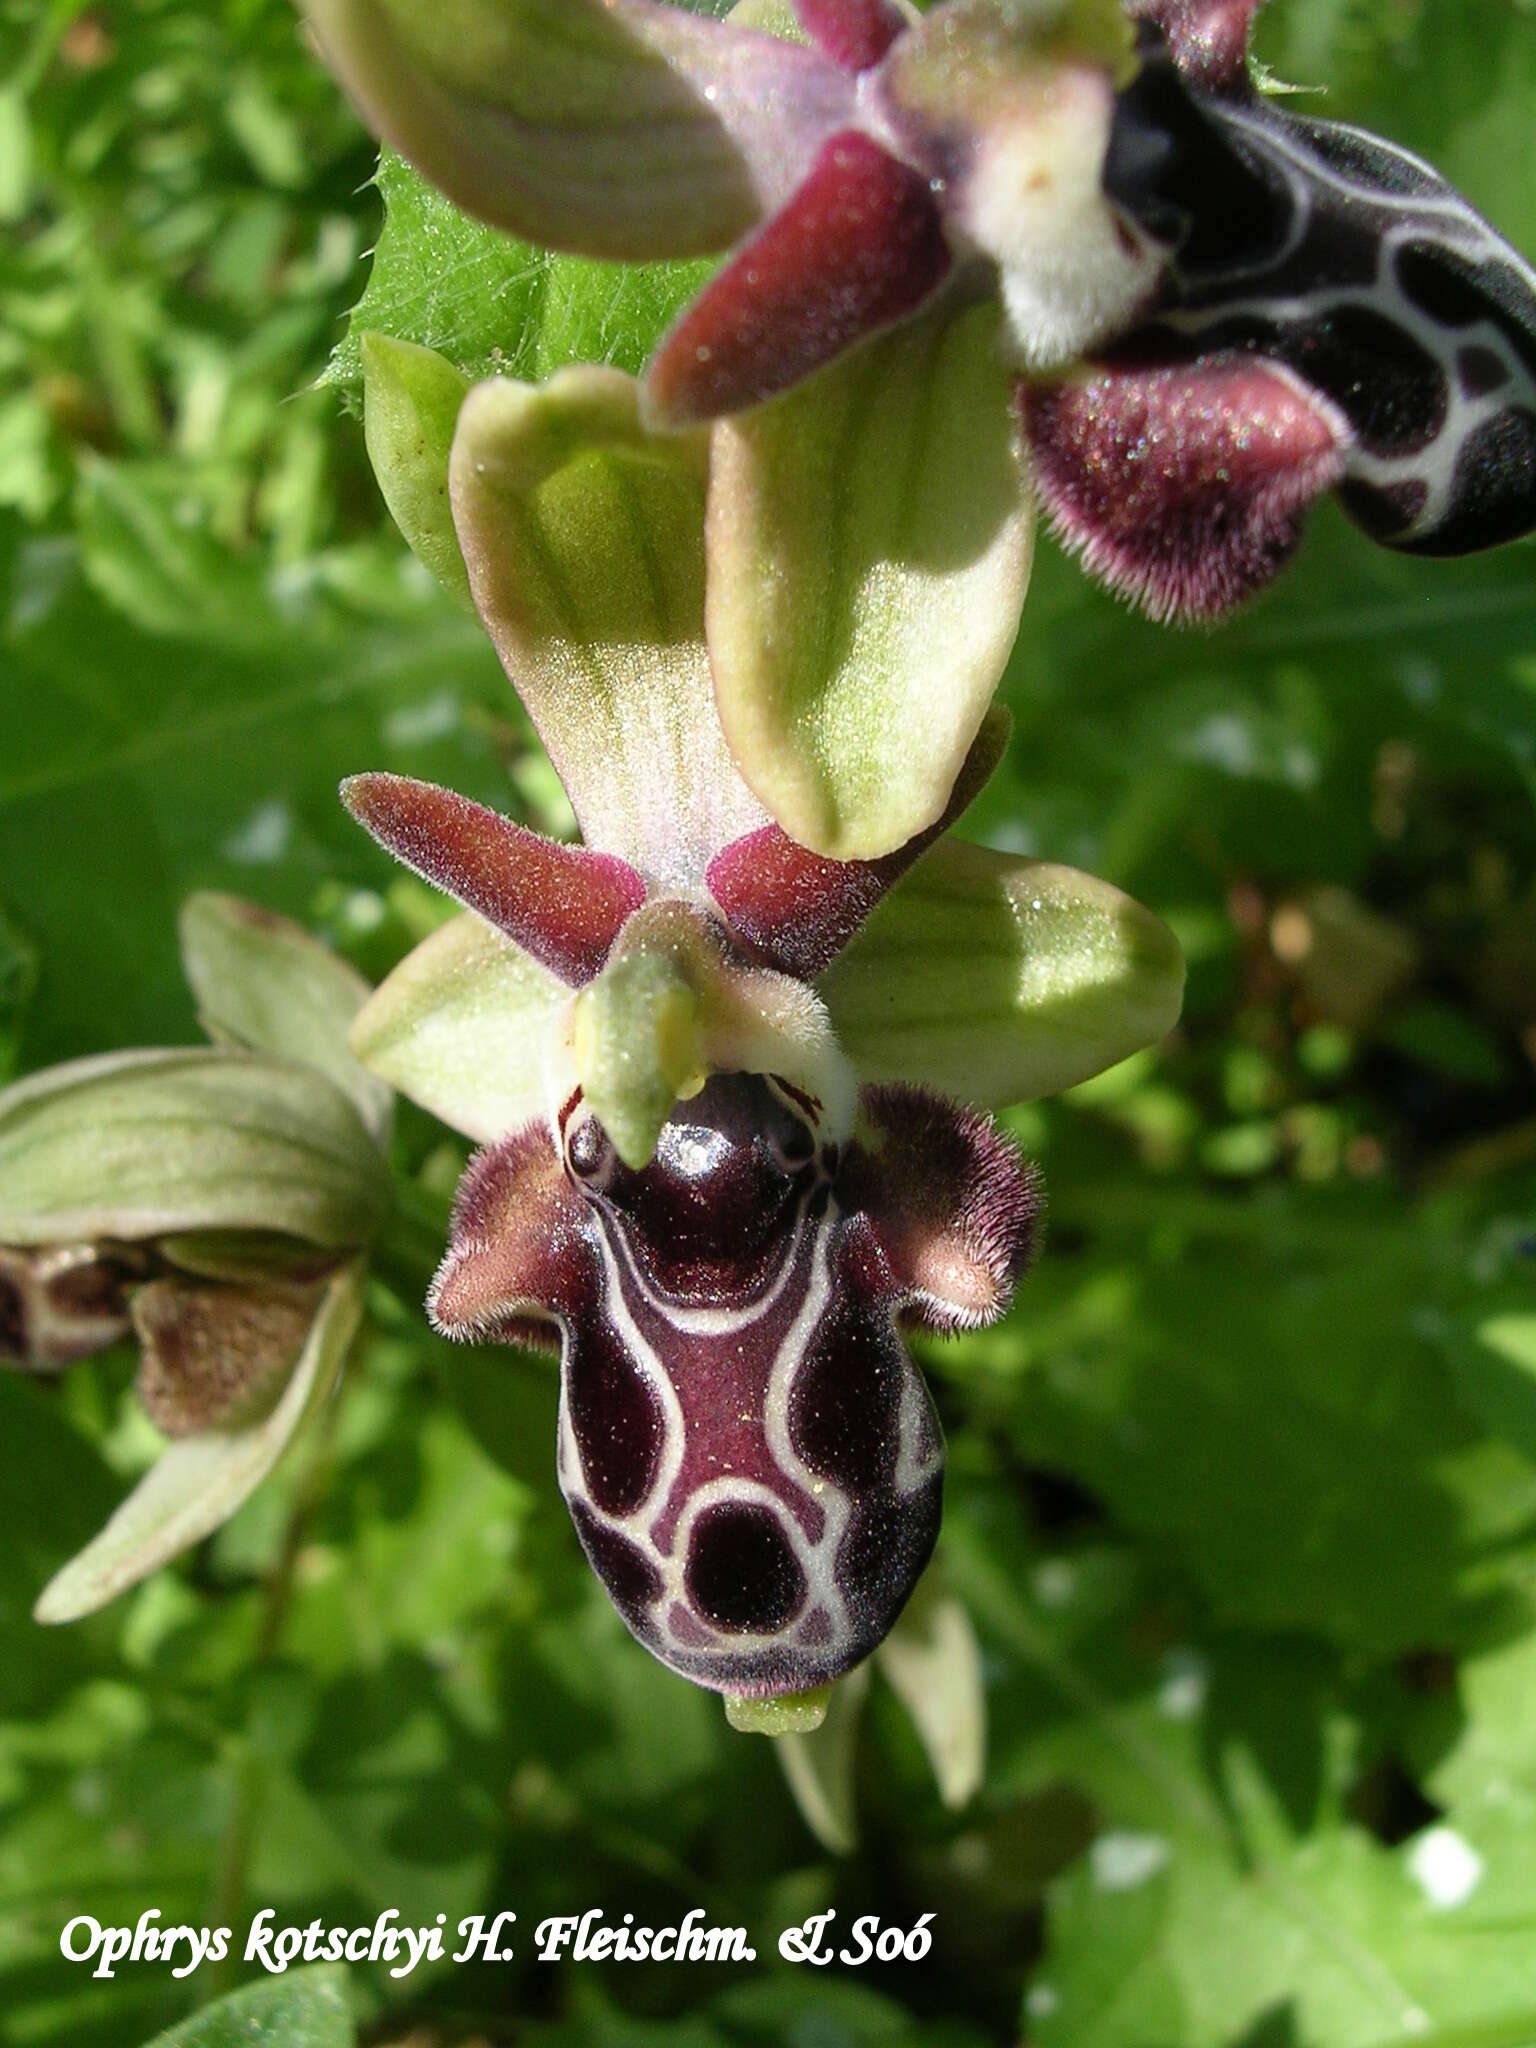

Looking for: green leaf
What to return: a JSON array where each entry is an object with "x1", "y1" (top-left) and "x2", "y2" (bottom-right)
[
  {"x1": 706, "y1": 301, "x2": 1032, "y2": 859},
  {"x1": 179, "y1": 893, "x2": 392, "y2": 1145},
  {"x1": 0, "y1": 1051, "x2": 388, "y2": 1251},
  {"x1": 142, "y1": 1969, "x2": 354, "y2": 2047},
  {"x1": 35, "y1": 1262, "x2": 364, "y2": 1624},
  {"x1": 820, "y1": 839, "x2": 1185, "y2": 1108},
  {"x1": 0, "y1": 518, "x2": 513, "y2": 1065},
  {"x1": 952, "y1": 1188, "x2": 1536, "y2": 1657},
  {"x1": 945, "y1": 1501, "x2": 1536, "y2": 2048},
  {"x1": 326, "y1": 152, "x2": 715, "y2": 401},
  {"x1": 0, "y1": 899, "x2": 37, "y2": 1085}
]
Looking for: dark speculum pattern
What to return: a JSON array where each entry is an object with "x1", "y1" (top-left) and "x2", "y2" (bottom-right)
[
  {"x1": 1406, "y1": 407, "x2": 1536, "y2": 554},
  {"x1": 1458, "y1": 346, "x2": 1512, "y2": 400},
  {"x1": 1091, "y1": 23, "x2": 1536, "y2": 575},
  {"x1": 578, "y1": 1076, "x2": 819, "y2": 1303},
  {"x1": 568, "y1": 1501, "x2": 663, "y2": 1618},
  {"x1": 428, "y1": 1058, "x2": 1037, "y2": 1692},
  {"x1": 434, "y1": 1068, "x2": 967, "y2": 1696},
  {"x1": 687, "y1": 1503, "x2": 807, "y2": 1634},
  {"x1": 563, "y1": 1312, "x2": 667, "y2": 1516},
  {"x1": 551, "y1": 1073, "x2": 948, "y2": 1696},
  {"x1": 1107, "y1": 37, "x2": 1292, "y2": 272}
]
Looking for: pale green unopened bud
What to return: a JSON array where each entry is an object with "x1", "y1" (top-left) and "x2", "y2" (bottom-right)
[{"x1": 0, "y1": 1048, "x2": 389, "y2": 1253}]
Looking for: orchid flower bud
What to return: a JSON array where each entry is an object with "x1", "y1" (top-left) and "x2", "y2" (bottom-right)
[{"x1": 4, "y1": 897, "x2": 391, "y2": 1623}]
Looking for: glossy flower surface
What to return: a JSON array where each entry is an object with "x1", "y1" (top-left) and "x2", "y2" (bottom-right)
[
  {"x1": 343, "y1": 362, "x2": 1186, "y2": 1698},
  {"x1": 301, "y1": 0, "x2": 1536, "y2": 621}
]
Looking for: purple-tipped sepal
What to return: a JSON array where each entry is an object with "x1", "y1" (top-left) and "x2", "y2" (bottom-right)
[
  {"x1": 791, "y1": 0, "x2": 908, "y2": 73},
  {"x1": 644, "y1": 129, "x2": 952, "y2": 426},
  {"x1": 342, "y1": 774, "x2": 645, "y2": 986}
]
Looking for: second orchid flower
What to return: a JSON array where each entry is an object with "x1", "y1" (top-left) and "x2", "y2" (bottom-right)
[{"x1": 302, "y1": 0, "x2": 1536, "y2": 629}]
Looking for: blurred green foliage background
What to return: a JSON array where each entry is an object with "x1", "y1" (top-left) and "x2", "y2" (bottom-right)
[{"x1": 0, "y1": 1, "x2": 1534, "y2": 2043}]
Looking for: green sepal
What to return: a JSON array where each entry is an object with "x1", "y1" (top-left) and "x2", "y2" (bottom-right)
[
  {"x1": 34, "y1": 1261, "x2": 364, "y2": 1624},
  {"x1": 349, "y1": 912, "x2": 566, "y2": 1144},
  {"x1": 297, "y1": 0, "x2": 847, "y2": 259},
  {"x1": 179, "y1": 892, "x2": 392, "y2": 1145},
  {"x1": 776, "y1": 1664, "x2": 871, "y2": 1855},
  {"x1": 360, "y1": 331, "x2": 473, "y2": 606},
  {"x1": 820, "y1": 841, "x2": 1186, "y2": 1107},
  {"x1": 875, "y1": 1575, "x2": 987, "y2": 1809},
  {"x1": 0, "y1": 1050, "x2": 389, "y2": 1251}
]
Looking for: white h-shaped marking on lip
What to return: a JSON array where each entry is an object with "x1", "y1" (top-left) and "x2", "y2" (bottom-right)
[{"x1": 560, "y1": 1203, "x2": 859, "y2": 1667}]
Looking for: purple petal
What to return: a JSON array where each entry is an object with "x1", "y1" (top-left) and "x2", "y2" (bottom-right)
[
  {"x1": 840, "y1": 1085, "x2": 1041, "y2": 1333},
  {"x1": 429, "y1": 1121, "x2": 590, "y2": 1345},
  {"x1": 1126, "y1": 0, "x2": 1263, "y2": 94},
  {"x1": 705, "y1": 709, "x2": 1010, "y2": 980},
  {"x1": 341, "y1": 774, "x2": 644, "y2": 986},
  {"x1": 645, "y1": 128, "x2": 951, "y2": 426},
  {"x1": 790, "y1": 0, "x2": 907, "y2": 72},
  {"x1": 1022, "y1": 353, "x2": 1350, "y2": 623}
]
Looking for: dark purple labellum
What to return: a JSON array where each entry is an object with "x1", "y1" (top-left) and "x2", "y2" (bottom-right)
[
  {"x1": 1116, "y1": 18, "x2": 1536, "y2": 544},
  {"x1": 431, "y1": 1073, "x2": 1037, "y2": 1696},
  {"x1": 1028, "y1": 2, "x2": 1536, "y2": 619}
]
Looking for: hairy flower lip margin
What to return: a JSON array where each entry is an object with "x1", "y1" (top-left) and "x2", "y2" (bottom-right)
[
  {"x1": 306, "y1": 0, "x2": 1536, "y2": 622},
  {"x1": 417, "y1": 1070, "x2": 1040, "y2": 1700}
]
